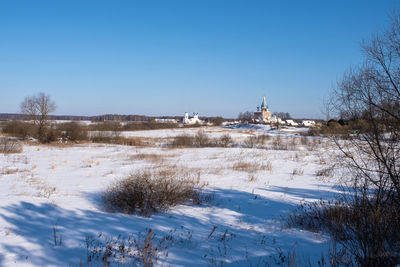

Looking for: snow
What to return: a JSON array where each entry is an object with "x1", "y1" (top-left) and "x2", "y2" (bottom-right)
[{"x1": 0, "y1": 126, "x2": 339, "y2": 266}]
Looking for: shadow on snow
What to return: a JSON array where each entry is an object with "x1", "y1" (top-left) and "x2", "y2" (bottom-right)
[{"x1": 0, "y1": 186, "x2": 335, "y2": 266}]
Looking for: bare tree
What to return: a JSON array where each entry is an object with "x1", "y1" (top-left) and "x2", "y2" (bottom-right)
[
  {"x1": 323, "y1": 11, "x2": 400, "y2": 265},
  {"x1": 238, "y1": 111, "x2": 253, "y2": 123},
  {"x1": 272, "y1": 112, "x2": 291, "y2": 120},
  {"x1": 20, "y1": 92, "x2": 56, "y2": 142}
]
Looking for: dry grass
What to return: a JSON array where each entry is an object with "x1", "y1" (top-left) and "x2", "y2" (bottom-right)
[
  {"x1": 242, "y1": 135, "x2": 257, "y2": 148},
  {"x1": 233, "y1": 160, "x2": 272, "y2": 172},
  {"x1": 0, "y1": 167, "x2": 21, "y2": 175},
  {"x1": 315, "y1": 167, "x2": 333, "y2": 177},
  {"x1": 233, "y1": 161, "x2": 255, "y2": 171},
  {"x1": 271, "y1": 136, "x2": 290, "y2": 150},
  {"x1": 22, "y1": 174, "x2": 57, "y2": 198},
  {"x1": 0, "y1": 138, "x2": 23, "y2": 154},
  {"x1": 248, "y1": 174, "x2": 258, "y2": 182},
  {"x1": 291, "y1": 167, "x2": 304, "y2": 176},
  {"x1": 41, "y1": 141, "x2": 86, "y2": 148},
  {"x1": 170, "y1": 134, "x2": 194, "y2": 148},
  {"x1": 242, "y1": 134, "x2": 271, "y2": 148},
  {"x1": 89, "y1": 132, "x2": 156, "y2": 147},
  {"x1": 129, "y1": 153, "x2": 164, "y2": 163}
]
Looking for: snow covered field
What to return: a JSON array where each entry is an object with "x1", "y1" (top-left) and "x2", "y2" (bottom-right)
[{"x1": 0, "y1": 126, "x2": 340, "y2": 266}]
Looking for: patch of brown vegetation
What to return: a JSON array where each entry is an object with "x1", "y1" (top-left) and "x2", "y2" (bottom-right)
[
  {"x1": 233, "y1": 160, "x2": 272, "y2": 172},
  {"x1": 129, "y1": 153, "x2": 164, "y2": 163}
]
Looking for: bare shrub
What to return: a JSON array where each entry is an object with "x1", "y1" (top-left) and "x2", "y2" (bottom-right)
[
  {"x1": 123, "y1": 121, "x2": 181, "y2": 131},
  {"x1": 243, "y1": 135, "x2": 257, "y2": 148},
  {"x1": 287, "y1": 197, "x2": 400, "y2": 266},
  {"x1": 57, "y1": 122, "x2": 88, "y2": 142},
  {"x1": 115, "y1": 137, "x2": 147, "y2": 146},
  {"x1": 291, "y1": 168, "x2": 304, "y2": 176},
  {"x1": 305, "y1": 138, "x2": 321, "y2": 151},
  {"x1": 171, "y1": 132, "x2": 232, "y2": 148},
  {"x1": 263, "y1": 160, "x2": 273, "y2": 172},
  {"x1": 89, "y1": 131, "x2": 116, "y2": 143},
  {"x1": 3, "y1": 120, "x2": 62, "y2": 143},
  {"x1": 194, "y1": 130, "x2": 209, "y2": 147},
  {"x1": 171, "y1": 134, "x2": 194, "y2": 148},
  {"x1": 242, "y1": 134, "x2": 271, "y2": 148},
  {"x1": 129, "y1": 153, "x2": 163, "y2": 163},
  {"x1": 257, "y1": 134, "x2": 271, "y2": 145},
  {"x1": 300, "y1": 136, "x2": 309, "y2": 146},
  {"x1": 42, "y1": 124, "x2": 61, "y2": 143},
  {"x1": 85, "y1": 229, "x2": 168, "y2": 267},
  {"x1": 89, "y1": 121, "x2": 122, "y2": 132},
  {"x1": 89, "y1": 132, "x2": 147, "y2": 146},
  {"x1": 0, "y1": 138, "x2": 22, "y2": 154},
  {"x1": 103, "y1": 169, "x2": 201, "y2": 216},
  {"x1": 210, "y1": 116, "x2": 224, "y2": 126},
  {"x1": 288, "y1": 137, "x2": 297, "y2": 150},
  {"x1": 315, "y1": 167, "x2": 333, "y2": 177},
  {"x1": 248, "y1": 174, "x2": 257, "y2": 182},
  {"x1": 219, "y1": 134, "x2": 233, "y2": 147},
  {"x1": 1, "y1": 120, "x2": 36, "y2": 138},
  {"x1": 134, "y1": 229, "x2": 159, "y2": 267},
  {"x1": 271, "y1": 135, "x2": 289, "y2": 150}
]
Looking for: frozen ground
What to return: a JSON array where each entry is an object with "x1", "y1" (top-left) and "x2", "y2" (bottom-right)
[{"x1": 0, "y1": 126, "x2": 340, "y2": 266}]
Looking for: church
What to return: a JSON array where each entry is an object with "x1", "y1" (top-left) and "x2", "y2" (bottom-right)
[
  {"x1": 183, "y1": 111, "x2": 203, "y2": 124},
  {"x1": 253, "y1": 96, "x2": 272, "y2": 123},
  {"x1": 253, "y1": 96, "x2": 282, "y2": 124}
]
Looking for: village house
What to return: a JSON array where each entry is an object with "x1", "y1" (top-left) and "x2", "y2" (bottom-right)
[{"x1": 301, "y1": 120, "x2": 316, "y2": 127}]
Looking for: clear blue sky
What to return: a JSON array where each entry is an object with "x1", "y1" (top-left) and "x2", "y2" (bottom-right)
[{"x1": 0, "y1": 0, "x2": 398, "y2": 118}]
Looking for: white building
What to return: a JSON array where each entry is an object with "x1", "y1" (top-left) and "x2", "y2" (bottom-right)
[
  {"x1": 183, "y1": 112, "x2": 203, "y2": 125},
  {"x1": 285, "y1": 119, "x2": 299, "y2": 126},
  {"x1": 301, "y1": 120, "x2": 316, "y2": 127},
  {"x1": 269, "y1": 115, "x2": 282, "y2": 124}
]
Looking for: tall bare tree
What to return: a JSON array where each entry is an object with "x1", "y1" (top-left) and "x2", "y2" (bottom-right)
[
  {"x1": 20, "y1": 92, "x2": 56, "y2": 143},
  {"x1": 325, "y1": 11, "x2": 400, "y2": 265}
]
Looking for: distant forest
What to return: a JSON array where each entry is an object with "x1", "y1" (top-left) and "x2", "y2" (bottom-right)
[{"x1": 0, "y1": 113, "x2": 231, "y2": 122}]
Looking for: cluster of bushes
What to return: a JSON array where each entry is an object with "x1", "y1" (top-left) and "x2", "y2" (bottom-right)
[
  {"x1": 242, "y1": 135, "x2": 270, "y2": 148},
  {"x1": 170, "y1": 131, "x2": 234, "y2": 148},
  {"x1": 287, "y1": 196, "x2": 400, "y2": 266},
  {"x1": 89, "y1": 132, "x2": 146, "y2": 146},
  {"x1": 307, "y1": 119, "x2": 370, "y2": 138},
  {"x1": 0, "y1": 121, "x2": 156, "y2": 145},
  {"x1": 1, "y1": 120, "x2": 324, "y2": 152},
  {"x1": 1, "y1": 120, "x2": 36, "y2": 139},
  {"x1": 170, "y1": 131, "x2": 298, "y2": 149},
  {"x1": 1, "y1": 120, "x2": 207, "y2": 143},
  {"x1": 0, "y1": 138, "x2": 23, "y2": 154},
  {"x1": 1, "y1": 120, "x2": 89, "y2": 143},
  {"x1": 169, "y1": 131, "x2": 323, "y2": 151},
  {"x1": 102, "y1": 168, "x2": 204, "y2": 216}
]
